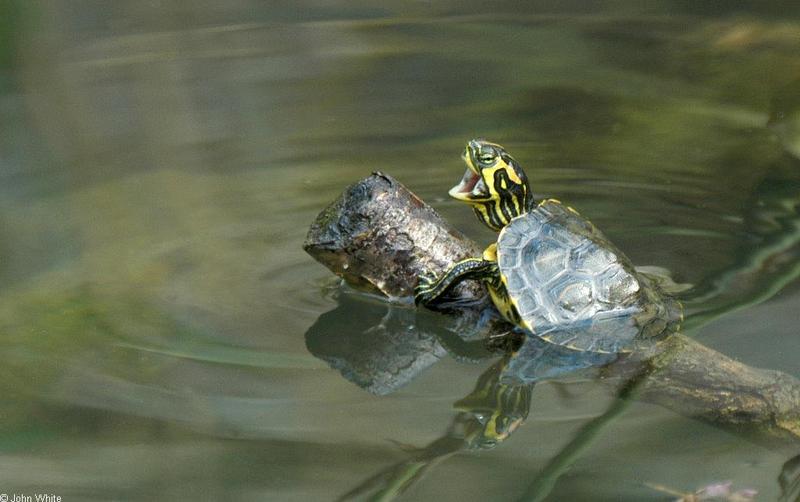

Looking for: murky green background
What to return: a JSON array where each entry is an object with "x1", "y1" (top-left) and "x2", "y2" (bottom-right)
[{"x1": 2, "y1": 1, "x2": 800, "y2": 500}]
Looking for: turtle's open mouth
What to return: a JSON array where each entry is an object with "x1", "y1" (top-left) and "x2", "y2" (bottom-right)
[{"x1": 448, "y1": 154, "x2": 488, "y2": 201}]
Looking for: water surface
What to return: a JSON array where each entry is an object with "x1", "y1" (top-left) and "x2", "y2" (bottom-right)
[{"x1": 1, "y1": 1, "x2": 800, "y2": 500}]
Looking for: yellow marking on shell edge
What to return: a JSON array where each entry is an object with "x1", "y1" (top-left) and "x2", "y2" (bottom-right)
[
  {"x1": 541, "y1": 198, "x2": 588, "y2": 222},
  {"x1": 520, "y1": 318, "x2": 534, "y2": 332},
  {"x1": 482, "y1": 243, "x2": 498, "y2": 261}
]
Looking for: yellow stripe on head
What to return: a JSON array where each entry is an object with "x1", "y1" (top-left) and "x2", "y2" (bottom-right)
[{"x1": 450, "y1": 139, "x2": 535, "y2": 231}]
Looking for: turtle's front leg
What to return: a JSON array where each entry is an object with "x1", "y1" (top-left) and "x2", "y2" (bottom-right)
[{"x1": 414, "y1": 258, "x2": 498, "y2": 306}]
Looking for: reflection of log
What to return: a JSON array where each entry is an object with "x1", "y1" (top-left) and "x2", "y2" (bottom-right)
[
  {"x1": 304, "y1": 173, "x2": 800, "y2": 444},
  {"x1": 305, "y1": 294, "x2": 446, "y2": 395}
]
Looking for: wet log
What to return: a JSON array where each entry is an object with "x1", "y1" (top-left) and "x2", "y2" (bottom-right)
[
  {"x1": 304, "y1": 173, "x2": 800, "y2": 444},
  {"x1": 305, "y1": 172, "x2": 485, "y2": 303}
]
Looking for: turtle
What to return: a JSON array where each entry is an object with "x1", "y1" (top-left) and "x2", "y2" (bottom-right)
[{"x1": 414, "y1": 139, "x2": 682, "y2": 354}]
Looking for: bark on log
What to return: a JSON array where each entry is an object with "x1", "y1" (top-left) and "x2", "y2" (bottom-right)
[{"x1": 304, "y1": 173, "x2": 800, "y2": 445}]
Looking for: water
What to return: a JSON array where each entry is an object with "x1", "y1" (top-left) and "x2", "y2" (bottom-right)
[{"x1": 1, "y1": 2, "x2": 800, "y2": 500}]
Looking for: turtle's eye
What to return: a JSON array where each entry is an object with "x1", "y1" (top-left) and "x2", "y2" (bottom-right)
[{"x1": 478, "y1": 149, "x2": 496, "y2": 164}]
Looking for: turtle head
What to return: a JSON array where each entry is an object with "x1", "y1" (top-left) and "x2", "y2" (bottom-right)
[{"x1": 449, "y1": 139, "x2": 534, "y2": 231}]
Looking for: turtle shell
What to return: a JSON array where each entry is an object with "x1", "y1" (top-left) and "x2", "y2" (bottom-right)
[{"x1": 496, "y1": 200, "x2": 678, "y2": 354}]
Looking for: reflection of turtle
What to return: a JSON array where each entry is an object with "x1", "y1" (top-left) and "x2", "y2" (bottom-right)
[
  {"x1": 454, "y1": 356, "x2": 531, "y2": 449},
  {"x1": 415, "y1": 139, "x2": 682, "y2": 354}
]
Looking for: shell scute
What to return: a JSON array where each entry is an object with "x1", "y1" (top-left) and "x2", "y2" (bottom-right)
[
  {"x1": 496, "y1": 201, "x2": 663, "y2": 353},
  {"x1": 597, "y1": 265, "x2": 640, "y2": 305},
  {"x1": 552, "y1": 278, "x2": 593, "y2": 315},
  {"x1": 571, "y1": 243, "x2": 615, "y2": 274},
  {"x1": 528, "y1": 238, "x2": 570, "y2": 283}
]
